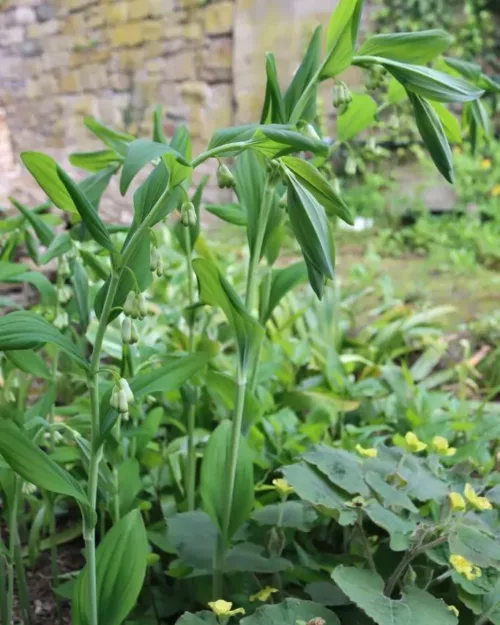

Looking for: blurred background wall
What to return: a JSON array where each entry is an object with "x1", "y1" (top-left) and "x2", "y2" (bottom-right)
[{"x1": 0, "y1": 0, "x2": 377, "y2": 214}]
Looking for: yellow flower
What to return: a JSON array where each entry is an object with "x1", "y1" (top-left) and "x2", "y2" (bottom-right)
[
  {"x1": 272, "y1": 478, "x2": 293, "y2": 497},
  {"x1": 481, "y1": 158, "x2": 492, "y2": 170},
  {"x1": 448, "y1": 605, "x2": 459, "y2": 617},
  {"x1": 449, "y1": 492, "x2": 466, "y2": 512},
  {"x1": 491, "y1": 184, "x2": 500, "y2": 198},
  {"x1": 464, "y1": 483, "x2": 492, "y2": 511},
  {"x1": 450, "y1": 554, "x2": 481, "y2": 581},
  {"x1": 208, "y1": 600, "x2": 245, "y2": 618},
  {"x1": 356, "y1": 444, "x2": 378, "y2": 458},
  {"x1": 405, "y1": 432, "x2": 427, "y2": 453},
  {"x1": 432, "y1": 436, "x2": 456, "y2": 457},
  {"x1": 249, "y1": 586, "x2": 278, "y2": 602}
]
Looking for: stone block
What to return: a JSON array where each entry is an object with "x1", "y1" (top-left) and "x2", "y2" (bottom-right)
[
  {"x1": 143, "y1": 41, "x2": 165, "y2": 58},
  {"x1": 2, "y1": 27, "x2": 24, "y2": 46},
  {"x1": 86, "y1": 6, "x2": 106, "y2": 29},
  {"x1": 163, "y1": 50, "x2": 198, "y2": 81},
  {"x1": 143, "y1": 19, "x2": 164, "y2": 42},
  {"x1": 204, "y1": 1, "x2": 234, "y2": 36},
  {"x1": 103, "y1": 2, "x2": 128, "y2": 24},
  {"x1": 36, "y1": 3, "x2": 56, "y2": 22},
  {"x1": 80, "y1": 64, "x2": 109, "y2": 90},
  {"x1": 110, "y1": 72, "x2": 130, "y2": 91},
  {"x1": 70, "y1": 47, "x2": 111, "y2": 69},
  {"x1": 60, "y1": 72, "x2": 81, "y2": 94},
  {"x1": 202, "y1": 36, "x2": 232, "y2": 82},
  {"x1": 62, "y1": 14, "x2": 86, "y2": 35},
  {"x1": 15, "y1": 6, "x2": 36, "y2": 24},
  {"x1": 119, "y1": 47, "x2": 146, "y2": 69},
  {"x1": 128, "y1": 0, "x2": 150, "y2": 21},
  {"x1": 27, "y1": 20, "x2": 59, "y2": 39},
  {"x1": 110, "y1": 22, "x2": 144, "y2": 47}
]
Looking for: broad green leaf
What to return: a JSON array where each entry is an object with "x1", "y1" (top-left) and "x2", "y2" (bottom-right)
[
  {"x1": 364, "y1": 501, "x2": 416, "y2": 551},
  {"x1": 83, "y1": 116, "x2": 135, "y2": 156},
  {"x1": 163, "y1": 127, "x2": 192, "y2": 189},
  {"x1": 206, "y1": 370, "x2": 262, "y2": 432},
  {"x1": 0, "y1": 311, "x2": 89, "y2": 370},
  {"x1": 130, "y1": 353, "x2": 210, "y2": 398},
  {"x1": 176, "y1": 612, "x2": 218, "y2": 625},
  {"x1": 200, "y1": 420, "x2": 254, "y2": 539},
  {"x1": 259, "y1": 261, "x2": 308, "y2": 322},
  {"x1": 337, "y1": 93, "x2": 378, "y2": 141},
  {"x1": 79, "y1": 249, "x2": 108, "y2": 281},
  {"x1": 264, "y1": 53, "x2": 286, "y2": 123},
  {"x1": 72, "y1": 510, "x2": 148, "y2": 625},
  {"x1": 304, "y1": 444, "x2": 370, "y2": 496},
  {"x1": 20, "y1": 152, "x2": 76, "y2": 213},
  {"x1": 365, "y1": 471, "x2": 418, "y2": 513},
  {"x1": 0, "y1": 260, "x2": 31, "y2": 280},
  {"x1": 408, "y1": 92, "x2": 454, "y2": 183},
  {"x1": 5, "y1": 271, "x2": 56, "y2": 306},
  {"x1": 40, "y1": 232, "x2": 73, "y2": 265},
  {"x1": 57, "y1": 167, "x2": 116, "y2": 252},
  {"x1": 152, "y1": 104, "x2": 167, "y2": 144},
  {"x1": 24, "y1": 229, "x2": 40, "y2": 264},
  {"x1": 332, "y1": 567, "x2": 457, "y2": 625},
  {"x1": 26, "y1": 384, "x2": 56, "y2": 422},
  {"x1": 117, "y1": 458, "x2": 142, "y2": 517},
  {"x1": 205, "y1": 203, "x2": 248, "y2": 227},
  {"x1": 193, "y1": 258, "x2": 264, "y2": 367},
  {"x1": 10, "y1": 198, "x2": 54, "y2": 246},
  {"x1": 442, "y1": 56, "x2": 482, "y2": 82},
  {"x1": 241, "y1": 599, "x2": 340, "y2": 625},
  {"x1": 449, "y1": 524, "x2": 500, "y2": 569},
  {"x1": 0, "y1": 420, "x2": 88, "y2": 506},
  {"x1": 69, "y1": 149, "x2": 123, "y2": 172},
  {"x1": 286, "y1": 171, "x2": 335, "y2": 298},
  {"x1": 5, "y1": 350, "x2": 51, "y2": 380},
  {"x1": 281, "y1": 462, "x2": 349, "y2": 515},
  {"x1": 430, "y1": 102, "x2": 463, "y2": 144},
  {"x1": 469, "y1": 99, "x2": 490, "y2": 137},
  {"x1": 284, "y1": 26, "x2": 321, "y2": 122},
  {"x1": 361, "y1": 57, "x2": 484, "y2": 103},
  {"x1": 120, "y1": 138, "x2": 189, "y2": 195},
  {"x1": 321, "y1": 0, "x2": 364, "y2": 79},
  {"x1": 226, "y1": 542, "x2": 292, "y2": 573},
  {"x1": 252, "y1": 501, "x2": 317, "y2": 531},
  {"x1": 282, "y1": 156, "x2": 354, "y2": 224},
  {"x1": 208, "y1": 124, "x2": 258, "y2": 150},
  {"x1": 358, "y1": 30, "x2": 452, "y2": 64},
  {"x1": 387, "y1": 77, "x2": 407, "y2": 104}
]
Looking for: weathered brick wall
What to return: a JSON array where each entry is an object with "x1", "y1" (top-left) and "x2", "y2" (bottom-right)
[{"x1": 0, "y1": 0, "x2": 373, "y2": 215}]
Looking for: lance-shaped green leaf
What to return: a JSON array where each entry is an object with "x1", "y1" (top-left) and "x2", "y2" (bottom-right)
[
  {"x1": 0, "y1": 420, "x2": 89, "y2": 506},
  {"x1": 10, "y1": 197, "x2": 54, "y2": 246},
  {"x1": 72, "y1": 510, "x2": 148, "y2": 625},
  {"x1": 200, "y1": 420, "x2": 254, "y2": 540},
  {"x1": 321, "y1": 0, "x2": 364, "y2": 79},
  {"x1": 262, "y1": 53, "x2": 286, "y2": 124},
  {"x1": 120, "y1": 138, "x2": 189, "y2": 195},
  {"x1": 285, "y1": 171, "x2": 335, "y2": 298},
  {"x1": 5, "y1": 350, "x2": 51, "y2": 380},
  {"x1": 133, "y1": 160, "x2": 171, "y2": 223},
  {"x1": 69, "y1": 149, "x2": 123, "y2": 172},
  {"x1": 193, "y1": 258, "x2": 264, "y2": 367},
  {"x1": 282, "y1": 156, "x2": 353, "y2": 224},
  {"x1": 21, "y1": 152, "x2": 77, "y2": 213},
  {"x1": 358, "y1": 30, "x2": 453, "y2": 64},
  {"x1": 207, "y1": 124, "x2": 328, "y2": 158},
  {"x1": 336, "y1": 93, "x2": 378, "y2": 141},
  {"x1": 40, "y1": 232, "x2": 73, "y2": 265},
  {"x1": 71, "y1": 260, "x2": 90, "y2": 330},
  {"x1": 83, "y1": 116, "x2": 135, "y2": 156},
  {"x1": 259, "y1": 261, "x2": 308, "y2": 322},
  {"x1": 57, "y1": 166, "x2": 115, "y2": 252},
  {"x1": 130, "y1": 353, "x2": 210, "y2": 398},
  {"x1": 205, "y1": 203, "x2": 248, "y2": 227},
  {"x1": 79, "y1": 166, "x2": 118, "y2": 210},
  {"x1": 0, "y1": 311, "x2": 89, "y2": 370},
  {"x1": 206, "y1": 370, "x2": 262, "y2": 432},
  {"x1": 431, "y1": 102, "x2": 462, "y2": 144},
  {"x1": 152, "y1": 104, "x2": 167, "y2": 144},
  {"x1": 332, "y1": 567, "x2": 458, "y2": 625},
  {"x1": 408, "y1": 92, "x2": 454, "y2": 183},
  {"x1": 357, "y1": 57, "x2": 484, "y2": 103},
  {"x1": 234, "y1": 151, "x2": 282, "y2": 258},
  {"x1": 283, "y1": 26, "x2": 321, "y2": 123},
  {"x1": 443, "y1": 56, "x2": 482, "y2": 82}
]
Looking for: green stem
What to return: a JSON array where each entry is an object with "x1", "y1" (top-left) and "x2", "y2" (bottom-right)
[
  {"x1": 213, "y1": 364, "x2": 248, "y2": 597},
  {"x1": 113, "y1": 416, "x2": 122, "y2": 523},
  {"x1": 0, "y1": 527, "x2": 7, "y2": 625},
  {"x1": 357, "y1": 514, "x2": 376, "y2": 573},
  {"x1": 83, "y1": 186, "x2": 172, "y2": 625},
  {"x1": 384, "y1": 535, "x2": 448, "y2": 597},
  {"x1": 6, "y1": 478, "x2": 20, "y2": 625},
  {"x1": 184, "y1": 225, "x2": 197, "y2": 512},
  {"x1": 190, "y1": 142, "x2": 251, "y2": 169}
]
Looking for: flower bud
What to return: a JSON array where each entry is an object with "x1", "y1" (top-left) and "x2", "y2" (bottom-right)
[
  {"x1": 118, "y1": 389, "x2": 129, "y2": 414},
  {"x1": 146, "y1": 553, "x2": 160, "y2": 566},
  {"x1": 180, "y1": 201, "x2": 197, "y2": 227},
  {"x1": 110, "y1": 389, "x2": 119, "y2": 410},
  {"x1": 59, "y1": 258, "x2": 70, "y2": 277},
  {"x1": 137, "y1": 293, "x2": 148, "y2": 318},
  {"x1": 150, "y1": 248, "x2": 159, "y2": 272},
  {"x1": 119, "y1": 378, "x2": 134, "y2": 403},
  {"x1": 298, "y1": 121, "x2": 321, "y2": 142},
  {"x1": 121, "y1": 317, "x2": 132, "y2": 344},
  {"x1": 130, "y1": 321, "x2": 139, "y2": 345},
  {"x1": 54, "y1": 311, "x2": 69, "y2": 330},
  {"x1": 216, "y1": 163, "x2": 235, "y2": 189},
  {"x1": 58, "y1": 285, "x2": 72, "y2": 304},
  {"x1": 155, "y1": 258, "x2": 164, "y2": 277},
  {"x1": 123, "y1": 292, "x2": 136, "y2": 317},
  {"x1": 345, "y1": 156, "x2": 357, "y2": 176},
  {"x1": 332, "y1": 83, "x2": 344, "y2": 108}
]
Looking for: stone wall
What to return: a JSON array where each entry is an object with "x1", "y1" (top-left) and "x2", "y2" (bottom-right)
[{"x1": 0, "y1": 0, "x2": 371, "y2": 215}]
